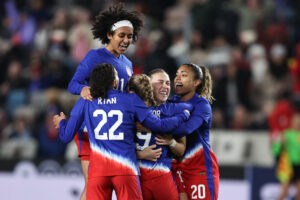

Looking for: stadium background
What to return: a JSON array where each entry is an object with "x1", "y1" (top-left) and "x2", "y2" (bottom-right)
[{"x1": 0, "y1": 0, "x2": 299, "y2": 199}]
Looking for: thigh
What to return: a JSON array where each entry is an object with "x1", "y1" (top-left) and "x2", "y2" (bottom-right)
[
  {"x1": 140, "y1": 180, "x2": 154, "y2": 200},
  {"x1": 74, "y1": 131, "x2": 91, "y2": 160},
  {"x1": 112, "y1": 175, "x2": 143, "y2": 200},
  {"x1": 184, "y1": 177, "x2": 219, "y2": 200},
  {"x1": 172, "y1": 168, "x2": 187, "y2": 194},
  {"x1": 151, "y1": 173, "x2": 179, "y2": 200},
  {"x1": 86, "y1": 176, "x2": 113, "y2": 200}
]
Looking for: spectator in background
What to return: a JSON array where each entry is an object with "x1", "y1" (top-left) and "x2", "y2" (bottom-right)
[
  {"x1": 289, "y1": 43, "x2": 300, "y2": 108},
  {"x1": 0, "y1": 107, "x2": 37, "y2": 159},
  {"x1": 269, "y1": 43, "x2": 291, "y2": 95},
  {"x1": 143, "y1": 29, "x2": 177, "y2": 82},
  {"x1": 37, "y1": 89, "x2": 66, "y2": 159},
  {"x1": 247, "y1": 44, "x2": 276, "y2": 110},
  {"x1": 278, "y1": 113, "x2": 300, "y2": 200},
  {"x1": 38, "y1": 105, "x2": 66, "y2": 159},
  {"x1": 188, "y1": 30, "x2": 208, "y2": 66},
  {"x1": 0, "y1": 60, "x2": 28, "y2": 116},
  {"x1": 68, "y1": 7, "x2": 94, "y2": 65},
  {"x1": 268, "y1": 91, "x2": 296, "y2": 190},
  {"x1": 213, "y1": 47, "x2": 252, "y2": 128}
]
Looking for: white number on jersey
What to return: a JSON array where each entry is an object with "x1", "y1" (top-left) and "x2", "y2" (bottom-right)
[
  {"x1": 191, "y1": 184, "x2": 206, "y2": 199},
  {"x1": 120, "y1": 78, "x2": 124, "y2": 92},
  {"x1": 93, "y1": 109, "x2": 124, "y2": 140},
  {"x1": 136, "y1": 132, "x2": 152, "y2": 150}
]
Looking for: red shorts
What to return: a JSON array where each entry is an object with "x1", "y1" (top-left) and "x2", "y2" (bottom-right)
[
  {"x1": 74, "y1": 131, "x2": 91, "y2": 160},
  {"x1": 172, "y1": 165, "x2": 219, "y2": 200},
  {"x1": 172, "y1": 166, "x2": 187, "y2": 194},
  {"x1": 140, "y1": 172, "x2": 179, "y2": 200},
  {"x1": 184, "y1": 177, "x2": 219, "y2": 200},
  {"x1": 87, "y1": 176, "x2": 143, "y2": 200}
]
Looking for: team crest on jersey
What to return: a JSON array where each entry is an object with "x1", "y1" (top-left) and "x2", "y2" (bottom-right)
[{"x1": 126, "y1": 66, "x2": 132, "y2": 76}]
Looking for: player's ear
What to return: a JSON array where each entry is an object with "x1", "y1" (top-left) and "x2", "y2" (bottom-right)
[
  {"x1": 107, "y1": 32, "x2": 113, "y2": 40},
  {"x1": 194, "y1": 79, "x2": 201, "y2": 88},
  {"x1": 113, "y1": 79, "x2": 119, "y2": 89}
]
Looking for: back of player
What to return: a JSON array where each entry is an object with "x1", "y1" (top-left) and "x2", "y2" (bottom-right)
[
  {"x1": 67, "y1": 5, "x2": 143, "y2": 199},
  {"x1": 55, "y1": 64, "x2": 191, "y2": 200}
]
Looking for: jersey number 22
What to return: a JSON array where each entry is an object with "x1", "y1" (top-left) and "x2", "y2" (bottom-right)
[{"x1": 93, "y1": 109, "x2": 123, "y2": 140}]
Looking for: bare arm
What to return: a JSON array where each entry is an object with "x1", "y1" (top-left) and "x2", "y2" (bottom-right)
[
  {"x1": 136, "y1": 144, "x2": 162, "y2": 162},
  {"x1": 155, "y1": 134, "x2": 186, "y2": 157}
]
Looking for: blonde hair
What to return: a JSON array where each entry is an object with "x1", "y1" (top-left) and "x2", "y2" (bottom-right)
[
  {"x1": 127, "y1": 74, "x2": 157, "y2": 107},
  {"x1": 198, "y1": 66, "x2": 214, "y2": 103}
]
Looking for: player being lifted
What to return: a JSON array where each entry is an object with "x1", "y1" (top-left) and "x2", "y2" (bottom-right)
[{"x1": 67, "y1": 3, "x2": 143, "y2": 199}]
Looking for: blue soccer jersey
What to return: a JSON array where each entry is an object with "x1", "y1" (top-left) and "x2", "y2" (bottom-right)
[
  {"x1": 59, "y1": 90, "x2": 189, "y2": 178},
  {"x1": 171, "y1": 94, "x2": 219, "y2": 200},
  {"x1": 136, "y1": 102, "x2": 192, "y2": 180},
  {"x1": 68, "y1": 48, "x2": 133, "y2": 94}
]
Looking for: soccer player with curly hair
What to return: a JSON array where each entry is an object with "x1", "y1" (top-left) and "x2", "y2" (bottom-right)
[{"x1": 67, "y1": 3, "x2": 143, "y2": 199}]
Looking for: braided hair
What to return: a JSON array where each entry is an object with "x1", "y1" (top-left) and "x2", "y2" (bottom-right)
[
  {"x1": 127, "y1": 74, "x2": 157, "y2": 107},
  {"x1": 90, "y1": 63, "x2": 116, "y2": 99},
  {"x1": 92, "y1": 3, "x2": 143, "y2": 44},
  {"x1": 183, "y1": 63, "x2": 214, "y2": 103}
]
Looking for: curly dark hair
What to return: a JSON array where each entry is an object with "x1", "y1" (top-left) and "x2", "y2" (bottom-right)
[
  {"x1": 90, "y1": 63, "x2": 116, "y2": 99},
  {"x1": 92, "y1": 3, "x2": 143, "y2": 44},
  {"x1": 127, "y1": 74, "x2": 157, "y2": 107}
]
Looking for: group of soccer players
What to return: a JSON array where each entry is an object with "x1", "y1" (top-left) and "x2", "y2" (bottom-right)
[{"x1": 52, "y1": 3, "x2": 219, "y2": 200}]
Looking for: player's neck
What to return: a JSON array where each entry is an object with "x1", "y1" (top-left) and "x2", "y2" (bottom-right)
[
  {"x1": 180, "y1": 91, "x2": 195, "y2": 102},
  {"x1": 105, "y1": 46, "x2": 120, "y2": 58}
]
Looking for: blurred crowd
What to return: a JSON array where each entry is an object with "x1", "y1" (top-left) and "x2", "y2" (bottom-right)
[{"x1": 0, "y1": 0, "x2": 300, "y2": 160}]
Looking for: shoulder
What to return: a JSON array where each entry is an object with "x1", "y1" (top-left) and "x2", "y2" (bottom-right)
[
  {"x1": 195, "y1": 96, "x2": 211, "y2": 111},
  {"x1": 120, "y1": 54, "x2": 132, "y2": 65},
  {"x1": 85, "y1": 49, "x2": 99, "y2": 57},
  {"x1": 80, "y1": 49, "x2": 101, "y2": 65},
  {"x1": 72, "y1": 98, "x2": 87, "y2": 112}
]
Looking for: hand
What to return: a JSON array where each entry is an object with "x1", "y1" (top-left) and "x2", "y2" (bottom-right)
[
  {"x1": 155, "y1": 134, "x2": 173, "y2": 146},
  {"x1": 137, "y1": 144, "x2": 162, "y2": 162},
  {"x1": 136, "y1": 122, "x2": 151, "y2": 132},
  {"x1": 53, "y1": 112, "x2": 66, "y2": 129},
  {"x1": 80, "y1": 86, "x2": 93, "y2": 101}
]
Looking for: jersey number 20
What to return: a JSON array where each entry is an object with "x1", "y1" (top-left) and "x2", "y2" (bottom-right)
[{"x1": 93, "y1": 109, "x2": 123, "y2": 140}]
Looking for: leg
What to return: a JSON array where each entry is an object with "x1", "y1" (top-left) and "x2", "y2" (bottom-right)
[
  {"x1": 173, "y1": 168, "x2": 187, "y2": 196},
  {"x1": 295, "y1": 180, "x2": 300, "y2": 200},
  {"x1": 179, "y1": 193, "x2": 189, "y2": 200},
  {"x1": 151, "y1": 173, "x2": 179, "y2": 200},
  {"x1": 140, "y1": 179, "x2": 154, "y2": 200},
  {"x1": 184, "y1": 177, "x2": 219, "y2": 200},
  {"x1": 74, "y1": 131, "x2": 91, "y2": 200},
  {"x1": 86, "y1": 176, "x2": 113, "y2": 200},
  {"x1": 277, "y1": 182, "x2": 290, "y2": 200},
  {"x1": 112, "y1": 175, "x2": 143, "y2": 200},
  {"x1": 80, "y1": 160, "x2": 89, "y2": 200}
]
